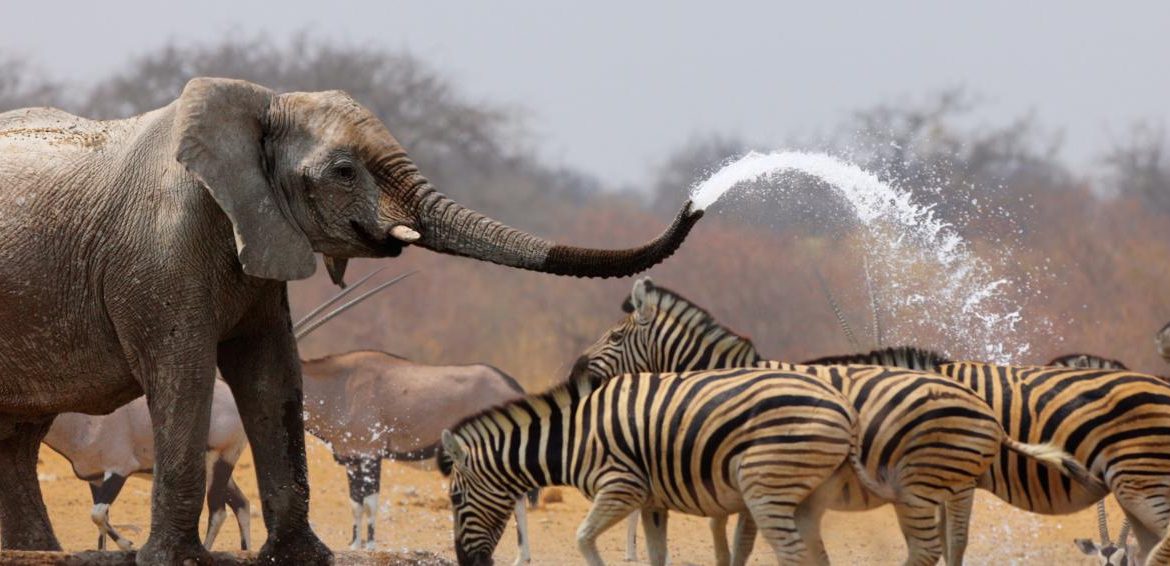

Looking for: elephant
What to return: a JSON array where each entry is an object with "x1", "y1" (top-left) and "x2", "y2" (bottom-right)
[{"x1": 0, "y1": 77, "x2": 700, "y2": 564}]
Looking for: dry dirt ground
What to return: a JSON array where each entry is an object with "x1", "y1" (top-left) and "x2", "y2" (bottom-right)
[{"x1": 35, "y1": 436, "x2": 1115, "y2": 565}]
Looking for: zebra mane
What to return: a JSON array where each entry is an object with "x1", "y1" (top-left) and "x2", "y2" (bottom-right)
[
  {"x1": 1047, "y1": 353, "x2": 1130, "y2": 370},
  {"x1": 440, "y1": 371, "x2": 598, "y2": 460},
  {"x1": 803, "y1": 345, "x2": 952, "y2": 370},
  {"x1": 626, "y1": 282, "x2": 757, "y2": 351}
]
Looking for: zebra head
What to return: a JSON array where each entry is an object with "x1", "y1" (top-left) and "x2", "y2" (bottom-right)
[
  {"x1": 1157, "y1": 321, "x2": 1170, "y2": 363},
  {"x1": 439, "y1": 429, "x2": 515, "y2": 566},
  {"x1": 572, "y1": 277, "x2": 761, "y2": 382}
]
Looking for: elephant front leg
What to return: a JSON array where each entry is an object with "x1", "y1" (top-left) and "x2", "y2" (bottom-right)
[
  {"x1": 0, "y1": 418, "x2": 60, "y2": 550},
  {"x1": 217, "y1": 308, "x2": 330, "y2": 565},
  {"x1": 136, "y1": 354, "x2": 217, "y2": 566}
]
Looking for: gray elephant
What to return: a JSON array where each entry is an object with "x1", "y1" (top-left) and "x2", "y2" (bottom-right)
[{"x1": 0, "y1": 77, "x2": 700, "y2": 564}]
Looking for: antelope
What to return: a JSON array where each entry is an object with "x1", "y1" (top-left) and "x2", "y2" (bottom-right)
[
  {"x1": 42, "y1": 379, "x2": 250, "y2": 551},
  {"x1": 296, "y1": 270, "x2": 539, "y2": 563}
]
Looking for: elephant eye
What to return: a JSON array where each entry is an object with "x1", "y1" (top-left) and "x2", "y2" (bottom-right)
[{"x1": 329, "y1": 161, "x2": 358, "y2": 183}]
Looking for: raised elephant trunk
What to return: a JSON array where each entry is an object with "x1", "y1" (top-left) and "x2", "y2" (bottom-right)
[{"x1": 409, "y1": 183, "x2": 702, "y2": 278}]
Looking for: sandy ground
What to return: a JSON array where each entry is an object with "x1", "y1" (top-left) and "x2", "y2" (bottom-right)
[{"x1": 35, "y1": 436, "x2": 1114, "y2": 565}]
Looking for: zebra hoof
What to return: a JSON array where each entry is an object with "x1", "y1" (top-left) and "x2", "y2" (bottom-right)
[{"x1": 363, "y1": 540, "x2": 376, "y2": 551}]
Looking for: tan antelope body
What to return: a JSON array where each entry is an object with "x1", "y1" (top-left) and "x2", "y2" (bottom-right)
[
  {"x1": 301, "y1": 350, "x2": 536, "y2": 559},
  {"x1": 41, "y1": 380, "x2": 250, "y2": 551}
]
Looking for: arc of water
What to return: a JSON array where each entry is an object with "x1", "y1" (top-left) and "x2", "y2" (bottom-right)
[{"x1": 688, "y1": 150, "x2": 1035, "y2": 363}]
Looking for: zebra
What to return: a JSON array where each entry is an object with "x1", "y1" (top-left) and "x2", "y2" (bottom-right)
[
  {"x1": 576, "y1": 277, "x2": 1102, "y2": 565},
  {"x1": 1048, "y1": 353, "x2": 1137, "y2": 566},
  {"x1": 439, "y1": 367, "x2": 862, "y2": 566},
  {"x1": 796, "y1": 345, "x2": 1170, "y2": 565}
]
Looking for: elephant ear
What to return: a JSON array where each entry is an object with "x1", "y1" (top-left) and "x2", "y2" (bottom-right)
[{"x1": 175, "y1": 78, "x2": 316, "y2": 281}]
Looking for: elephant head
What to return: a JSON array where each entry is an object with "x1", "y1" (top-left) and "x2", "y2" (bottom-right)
[{"x1": 175, "y1": 77, "x2": 702, "y2": 284}]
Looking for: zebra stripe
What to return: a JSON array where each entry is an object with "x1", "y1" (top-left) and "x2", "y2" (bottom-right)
[
  {"x1": 439, "y1": 368, "x2": 857, "y2": 566},
  {"x1": 577, "y1": 278, "x2": 1102, "y2": 565},
  {"x1": 803, "y1": 346, "x2": 1170, "y2": 564}
]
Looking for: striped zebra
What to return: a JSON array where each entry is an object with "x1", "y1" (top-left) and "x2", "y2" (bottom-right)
[
  {"x1": 438, "y1": 367, "x2": 860, "y2": 566},
  {"x1": 576, "y1": 278, "x2": 1102, "y2": 565},
  {"x1": 803, "y1": 345, "x2": 1170, "y2": 565},
  {"x1": 1048, "y1": 353, "x2": 1136, "y2": 566}
]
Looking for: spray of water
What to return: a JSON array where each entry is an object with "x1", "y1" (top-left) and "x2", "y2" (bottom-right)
[{"x1": 690, "y1": 150, "x2": 1036, "y2": 362}]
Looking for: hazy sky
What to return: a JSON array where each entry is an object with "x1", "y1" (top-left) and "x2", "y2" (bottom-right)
[{"x1": 4, "y1": 1, "x2": 1168, "y2": 187}]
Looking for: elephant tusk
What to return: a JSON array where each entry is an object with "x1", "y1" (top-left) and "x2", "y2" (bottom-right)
[{"x1": 391, "y1": 225, "x2": 421, "y2": 243}]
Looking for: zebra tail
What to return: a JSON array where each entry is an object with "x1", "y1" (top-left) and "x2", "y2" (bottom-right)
[
  {"x1": 1001, "y1": 438, "x2": 1109, "y2": 495},
  {"x1": 847, "y1": 432, "x2": 897, "y2": 501}
]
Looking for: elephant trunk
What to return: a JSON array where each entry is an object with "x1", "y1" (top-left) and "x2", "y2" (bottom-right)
[{"x1": 409, "y1": 183, "x2": 702, "y2": 278}]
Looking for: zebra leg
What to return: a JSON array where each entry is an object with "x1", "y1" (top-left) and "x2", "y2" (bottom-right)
[
  {"x1": 1138, "y1": 521, "x2": 1170, "y2": 566},
  {"x1": 640, "y1": 508, "x2": 669, "y2": 566},
  {"x1": 942, "y1": 488, "x2": 975, "y2": 565},
  {"x1": 893, "y1": 501, "x2": 944, "y2": 566},
  {"x1": 794, "y1": 503, "x2": 829, "y2": 566},
  {"x1": 512, "y1": 498, "x2": 531, "y2": 565},
  {"x1": 741, "y1": 495, "x2": 809, "y2": 565},
  {"x1": 729, "y1": 513, "x2": 758, "y2": 566},
  {"x1": 576, "y1": 483, "x2": 645, "y2": 566},
  {"x1": 625, "y1": 511, "x2": 639, "y2": 561},
  {"x1": 342, "y1": 456, "x2": 382, "y2": 550},
  {"x1": 1121, "y1": 509, "x2": 1160, "y2": 566},
  {"x1": 224, "y1": 478, "x2": 252, "y2": 550},
  {"x1": 89, "y1": 472, "x2": 131, "y2": 551},
  {"x1": 709, "y1": 515, "x2": 730, "y2": 566},
  {"x1": 1114, "y1": 481, "x2": 1170, "y2": 564}
]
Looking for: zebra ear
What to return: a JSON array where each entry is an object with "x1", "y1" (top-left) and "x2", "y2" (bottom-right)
[
  {"x1": 632, "y1": 278, "x2": 654, "y2": 322},
  {"x1": 441, "y1": 430, "x2": 467, "y2": 468}
]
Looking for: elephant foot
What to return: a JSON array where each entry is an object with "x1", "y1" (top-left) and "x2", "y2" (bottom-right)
[
  {"x1": 259, "y1": 528, "x2": 333, "y2": 565},
  {"x1": 136, "y1": 531, "x2": 211, "y2": 566}
]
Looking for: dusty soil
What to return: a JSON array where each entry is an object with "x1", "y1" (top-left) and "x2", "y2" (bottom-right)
[{"x1": 36, "y1": 436, "x2": 1111, "y2": 564}]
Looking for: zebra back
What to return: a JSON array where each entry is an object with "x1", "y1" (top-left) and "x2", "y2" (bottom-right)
[
  {"x1": 802, "y1": 346, "x2": 951, "y2": 372},
  {"x1": 1048, "y1": 353, "x2": 1129, "y2": 370},
  {"x1": 936, "y1": 361, "x2": 1170, "y2": 514}
]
